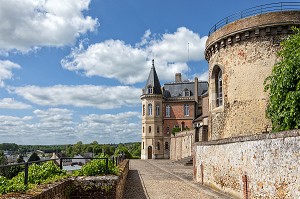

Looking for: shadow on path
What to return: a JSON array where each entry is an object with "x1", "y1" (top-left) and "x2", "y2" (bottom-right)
[{"x1": 124, "y1": 170, "x2": 147, "y2": 199}]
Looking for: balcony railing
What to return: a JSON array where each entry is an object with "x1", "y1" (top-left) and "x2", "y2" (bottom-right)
[
  {"x1": 0, "y1": 154, "x2": 126, "y2": 186},
  {"x1": 208, "y1": 2, "x2": 300, "y2": 36}
]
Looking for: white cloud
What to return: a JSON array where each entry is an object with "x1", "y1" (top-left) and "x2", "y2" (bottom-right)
[
  {"x1": 0, "y1": 98, "x2": 32, "y2": 109},
  {"x1": 0, "y1": 0, "x2": 98, "y2": 53},
  {"x1": 193, "y1": 70, "x2": 209, "y2": 81},
  {"x1": 77, "y1": 112, "x2": 141, "y2": 144},
  {"x1": 148, "y1": 27, "x2": 207, "y2": 62},
  {"x1": 0, "y1": 110, "x2": 141, "y2": 145},
  {"x1": 0, "y1": 60, "x2": 20, "y2": 87},
  {"x1": 9, "y1": 85, "x2": 141, "y2": 109},
  {"x1": 62, "y1": 27, "x2": 207, "y2": 84}
]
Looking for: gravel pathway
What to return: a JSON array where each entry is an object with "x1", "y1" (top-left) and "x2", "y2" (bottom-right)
[{"x1": 124, "y1": 159, "x2": 232, "y2": 199}]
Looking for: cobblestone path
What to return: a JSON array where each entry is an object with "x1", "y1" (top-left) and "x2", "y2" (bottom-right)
[{"x1": 124, "y1": 159, "x2": 232, "y2": 199}]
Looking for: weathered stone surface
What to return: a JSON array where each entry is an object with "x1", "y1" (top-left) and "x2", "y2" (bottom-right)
[
  {"x1": 195, "y1": 130, "x2": 300, "y2": 199},
  {"x1": 170, "y1": 130, "x2": 194, "y2": 160}
]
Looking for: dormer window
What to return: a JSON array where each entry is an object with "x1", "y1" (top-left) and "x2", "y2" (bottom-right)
[
  {"x1": 184, "y1": 89, "x2": 190, "y2": 96},
  {"x1": 148, "y1": 86, "x2": 153, "y2": 94}
]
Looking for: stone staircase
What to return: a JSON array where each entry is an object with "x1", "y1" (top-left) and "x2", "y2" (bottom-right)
[{"x1": 176, "y1": 156, "x2": 193, "y2": 166}]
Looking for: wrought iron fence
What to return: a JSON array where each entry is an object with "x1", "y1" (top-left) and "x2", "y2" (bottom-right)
[
  {"x1": 0, "y1": 154, "x2": 126, "y2": 186},
  {"x1": 208, "y1": 2, "x2": 300, "y2": 36}
]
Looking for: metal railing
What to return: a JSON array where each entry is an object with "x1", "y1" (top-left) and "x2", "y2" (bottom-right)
[
  {"x1": 208, "y1": 2, "x2": 300, "y2": 36},
  {"x1": 0, "y1": 155, "x2": 126, "y2": 186}
]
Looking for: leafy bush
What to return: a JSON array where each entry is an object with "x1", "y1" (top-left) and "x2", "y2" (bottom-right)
[
  {"x1": 73, "y1": 154, "x2": 119, "y2": 176},
  {"x1": 0, "y1": 156, "x2": 120, "y2": 195},
  {"x1": 264, "y1": 27, "x2": 300, "y2": 131},
  {"x1": 0, "y1": 161, "x2": 67, "y2": 195}
]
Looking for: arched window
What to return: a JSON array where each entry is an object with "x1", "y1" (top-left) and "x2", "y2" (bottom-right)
[
  {"x1": 148, "y1": 86, "x2": 153, "y2": 94},
  {"x1": 156, "y1": 105, "x2": 160, "y2": 116},
  {"x1": 148, "y1": 103, "x2": 152, "y2": 115},
  {"x1": 157, "y1": 126, "x2": 160, "y2": 133},
  {"x1": 157, "y1": 142, "x2": 160, "y2": 150},
  {"x1": 217, "y1": 70, "x2": 223, "y2": 107},
  {"x1": 142, "y1": 105, "x2": 145, "y2": 116},
  {"x1": 142, "y1": 142, "x2": 144, "y2": 149},
  {"x1": 166, "y1": 105, "x2": 170, "y2": 117},
  {"x1": 165, "y1": 142, "x2": 169, "y2": 150},
  {"x1": 149, "y1": 126, "x2": 151, "y2": 133},
  {"x1": 184, "y1": 104, "x2": 189, "y2": 116}
]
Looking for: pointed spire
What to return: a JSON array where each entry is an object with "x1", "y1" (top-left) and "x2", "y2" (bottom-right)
[{"x1": 143, "y1": 59, "x2": 162, "y2": 95}]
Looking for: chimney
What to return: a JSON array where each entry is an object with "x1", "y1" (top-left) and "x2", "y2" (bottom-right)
[
  {"x1": 194, "y1": 77, "x2": 199, "y2": 103},
  {"x1": 194, "y1": 77, "x2": 199, "y2": 116},
  {"x1": 175, "y1": 73, "x2": 181, "y2": 82}
]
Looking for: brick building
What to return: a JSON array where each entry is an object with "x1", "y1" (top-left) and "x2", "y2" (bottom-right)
[{"x1": 141, "y1": 60, "x2": 208, "y2": 159}]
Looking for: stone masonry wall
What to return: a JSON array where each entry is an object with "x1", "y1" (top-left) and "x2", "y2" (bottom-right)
[
  {"x1": 170, "y1": 130, "x2": 194, "y2": 160},
  {"x1": 194, "y1": 130, "x2": 300, "y2": 199},
  {"x1": 208, "y1": 35, "x2": 280, "y2": 140}
]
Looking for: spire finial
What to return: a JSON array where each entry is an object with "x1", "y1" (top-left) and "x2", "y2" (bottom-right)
[{"x1": 152, "y1": 59, "x2": 154, "y2": 67}]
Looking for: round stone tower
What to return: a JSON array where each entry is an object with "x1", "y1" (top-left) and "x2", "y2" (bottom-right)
[{"x1": 205, "y1": 9, "x2": 300, "y2": 140}]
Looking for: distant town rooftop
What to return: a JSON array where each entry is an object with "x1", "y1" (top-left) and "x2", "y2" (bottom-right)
[{"x1": 208, "y1": 2, "x2": 300, "y2": 36}]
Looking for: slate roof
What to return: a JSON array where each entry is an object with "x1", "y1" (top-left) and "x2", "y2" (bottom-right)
[
  {"x1": 143, "y1": 60, "x2": 162, "y2": 95},
  {"x1": 163, "y1": 81, "x2": 208, "y2": 98}
]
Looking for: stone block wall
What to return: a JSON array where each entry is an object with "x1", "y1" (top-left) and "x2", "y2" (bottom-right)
[
  {"x1": 170, "y1": 130, "x2": 194, "y2": 160},
  {"x1": 194, "y1": 130, "x2": 300, "y2": 198}
]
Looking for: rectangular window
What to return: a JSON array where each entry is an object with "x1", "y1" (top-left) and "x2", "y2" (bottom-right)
[
  {"x1": 156, "y1": 105, "x2": 160, "y2": 116},
  {"x1": 166, "y1": 105, "x2": 170, "y2": 117},
  {"x1": 184, "y1": 104, "x2": 189, "y2": 116}
]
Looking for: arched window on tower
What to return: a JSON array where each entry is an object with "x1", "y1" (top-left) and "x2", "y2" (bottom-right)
[
  {"x1": 148, "y1": 103, "x2": 152, "y2": 115},
  {"x1": 165, "y1": 142, "x2": 169, "y2": 150},
  {"x1": 216, "y1": 70, "x2": 223, "y2": 107},
  {"x1": 156, "y1": 105, "x2": 160, "y2": 116},
  {"x1": 143, "y1": 105, "x2": 145, "y2": 116},
  {"x1": 212, "y1": 65, "x2": 223, "y2": 108},
  {"x1": 149, "y1": 126, "x2": 151, "y2": 133}
]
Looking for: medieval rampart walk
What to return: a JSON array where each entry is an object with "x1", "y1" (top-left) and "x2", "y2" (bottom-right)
[{"x1": 124, "y1": 159, "x2": 231, "y2": 199}]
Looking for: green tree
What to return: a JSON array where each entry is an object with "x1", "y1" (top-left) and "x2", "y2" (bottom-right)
[
  {"x1": 264, "y1": 27, "x2": 300, "y2": 131},
  {"x1": 0, "y1": 151, "x2": 9, "y2": 177},
  {"x1": 73, "y1": 141, "x2": 83, "y2": 155}
]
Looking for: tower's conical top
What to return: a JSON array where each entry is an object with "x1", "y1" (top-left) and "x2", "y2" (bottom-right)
[{"x1": 143, "y1": 59, "x2": 162, "y2": 95}]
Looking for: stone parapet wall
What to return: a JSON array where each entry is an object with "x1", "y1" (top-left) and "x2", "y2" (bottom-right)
[
  {"x1": 170, "y1": 130, "x2": 194, "y2": 160},
  {"x1": 205, "y1": 11, "x2": 300, "y2": 59},
  {"x1": 1, "y1": 160, "x2": 129, "y2": 199},
  {"x1": 194, "y1": 130, "x2": 300, "y2": 198}
]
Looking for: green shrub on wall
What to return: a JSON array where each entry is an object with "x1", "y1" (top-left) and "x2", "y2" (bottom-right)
[{"x1": 264, "y1": 27, "x2": 300, "y2": 131}]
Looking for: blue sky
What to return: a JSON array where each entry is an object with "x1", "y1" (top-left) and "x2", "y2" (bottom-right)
[{"x1": 0, "y1": 0, "x2": 288, "y2": 145}]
